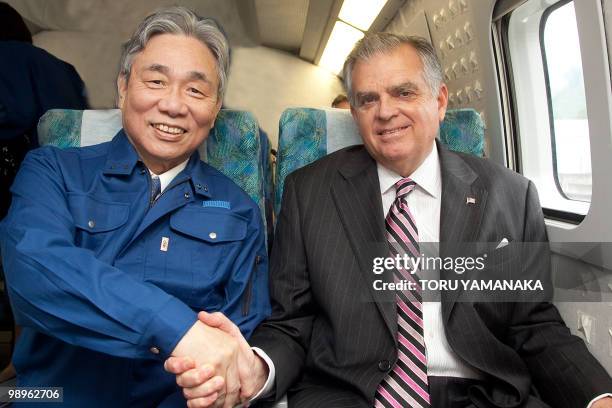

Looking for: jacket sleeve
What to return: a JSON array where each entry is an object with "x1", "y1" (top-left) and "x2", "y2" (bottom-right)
[
  {"x1": 249, "y1": 174, "x2": 314, "y2": 399},
  {"x1": 0, "y1": 148, "x2": 197, "y2": 360},
  {"x1": 507, "y1": 181, "x2": 612, "y2": 407}
]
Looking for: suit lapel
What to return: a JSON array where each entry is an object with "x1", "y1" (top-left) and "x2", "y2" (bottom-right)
[
  {"x1": 437, "y1": 142, "x2": 488, "y2": 320},
  {"x1": 330, "y1": 147, "x2": 398, "y2": 339},
  {"x1": 437, "y1": 145, "x2": 533, "y2": 402}
]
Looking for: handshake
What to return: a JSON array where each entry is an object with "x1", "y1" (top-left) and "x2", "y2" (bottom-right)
[{"x1": 166, "y1": 311, "x2": 269, "y2": 408}]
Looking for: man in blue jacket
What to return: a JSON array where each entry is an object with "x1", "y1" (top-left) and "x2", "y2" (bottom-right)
[{"x1": 0, "y1": 6, "x2": 270, "y2": 407}]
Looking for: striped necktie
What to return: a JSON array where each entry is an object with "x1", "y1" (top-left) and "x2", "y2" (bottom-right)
[{"x1": 375, "y1": 178, "x2": 430, "y2": 408}]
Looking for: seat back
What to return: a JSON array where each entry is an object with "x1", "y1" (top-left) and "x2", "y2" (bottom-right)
[
  {"x1": 38, "y1": 109, "x2": 268, "y2": 233},
  {"x1": 275, "y1": 107, "x2": 484, "y2": 217}
]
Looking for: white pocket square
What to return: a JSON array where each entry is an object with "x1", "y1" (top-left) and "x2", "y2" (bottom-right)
[{"x1": 495, "y1": 238, "x2": 509, "y2": 250}]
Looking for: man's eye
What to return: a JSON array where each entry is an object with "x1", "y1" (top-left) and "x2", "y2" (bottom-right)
[
  {"x1": 358, "y1": 96, "x2": 377, "y2": 106},
  {"x1": 147, "y1": 80, "x2": 164, "y2": 87},
  {"x1": 188, "y1": 87, "x2": 203, "y2": 96},
  {"x1": 399, "y1": 90, "x2": 414, "y2": 97}
]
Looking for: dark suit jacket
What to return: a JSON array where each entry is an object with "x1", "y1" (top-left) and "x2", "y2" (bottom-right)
[{"x1": 250, "y1": 142, "x2": 612, "y2": 407}]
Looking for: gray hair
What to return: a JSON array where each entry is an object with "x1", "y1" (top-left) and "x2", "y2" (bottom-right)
[
  {"x1": 342, "y1": 33, "x2": 443, "y2": 106},
  {"x1": 119, "y1": 6, "x2": 230, "y2": 101}
]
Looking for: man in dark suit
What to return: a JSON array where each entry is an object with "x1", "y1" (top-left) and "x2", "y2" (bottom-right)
[{"x1": 166, "y1": 33, "x2": 612, "y2": 408}]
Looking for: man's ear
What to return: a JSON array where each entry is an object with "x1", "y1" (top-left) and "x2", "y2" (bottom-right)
[
  {"x1": 437, "y1": 83, "x2": 449, "y2": 122},
  {"x1": 117, "y1": 76, "x2": 127, "y2": 109}
]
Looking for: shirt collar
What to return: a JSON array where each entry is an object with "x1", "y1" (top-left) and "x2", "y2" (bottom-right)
[
  {"x1": 150, "y1": 160, "x2": 189, "y2": 193},
  {"x1": 378, "y1": 142, "x2": 441, "y2": 199}
]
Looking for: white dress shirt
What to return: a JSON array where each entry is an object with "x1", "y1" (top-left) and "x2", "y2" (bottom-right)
[{"x1": 377, "y1": 143, "x2": 483, "y2": 380}]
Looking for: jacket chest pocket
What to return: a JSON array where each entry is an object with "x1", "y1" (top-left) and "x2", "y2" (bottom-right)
[
  {"x1": 68, "y1": 193, "x2": 129, "y2": 256},
  {"x1": 168, "y1": 208, "x2": 248, "y2": 309}
]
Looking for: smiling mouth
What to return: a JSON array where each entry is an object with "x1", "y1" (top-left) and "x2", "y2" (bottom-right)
[
  {"x1": 151, "y1": 123, "x2": 187, "y2": 135},
  {"x1": 378, "y1": 125, "x2": 410, "y2": 136}
]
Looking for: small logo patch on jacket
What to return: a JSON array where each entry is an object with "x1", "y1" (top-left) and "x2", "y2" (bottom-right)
[{"x1": 202, "y1": 200, "x2": 231, "y2": 209}]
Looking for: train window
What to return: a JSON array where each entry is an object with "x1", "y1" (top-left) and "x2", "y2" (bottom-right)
[
  {"x1": 541, "y1": 2, "x2": 591, "y2": 203},
  {"x1": 498, "y1": 0, "x2": 591, "y2": 222}
]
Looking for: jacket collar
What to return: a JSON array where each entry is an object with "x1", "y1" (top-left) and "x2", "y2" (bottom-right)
[
  {"x1": 102, "y1": 130, "x2": 140, "y2": 175},
  {"x1": 182, "y1": 152, "x2": 213, "y2": 199},
  {"x1": 102, "y1": 129, "x2": 212, "y2": 199}
]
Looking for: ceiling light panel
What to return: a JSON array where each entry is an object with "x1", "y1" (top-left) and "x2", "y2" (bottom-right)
[
  {"x1": 338, "y1": 0, "x2": 388, "y2": 31},
  {"x1": 318, "y1": 20, "x2": 364, "y2": 75}
]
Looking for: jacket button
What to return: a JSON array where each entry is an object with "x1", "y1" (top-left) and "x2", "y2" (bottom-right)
[
  {"x1": 87, "y1": 220, "x2": 95, "y2": 229},
  {"x1": 184, "y1": 192, "x2": 190, "y2": 199},
  {"x1": 149, "y1": 346, "x2": 160, "y2": 355},
  {"x1": 209, "y1": 232, "x2": 217, "y2": 240},
  {"x1": 378, "y1": 360, "x2": 391, "y2": 371}
]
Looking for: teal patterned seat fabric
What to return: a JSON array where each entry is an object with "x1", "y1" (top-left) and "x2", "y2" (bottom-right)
[
  {"x1": 205, "y1": 110, "x2": 266, "y2": 219},
  {"x1": 38, "y1": 109, "x2": 84, "y2": 148},
  {"x1": 38, "y1": 109, "x2": 267, "y2": 232},
  {"x1": 275, "y1": 107, "x2": 485, "y2": 218},
  {"x1": 275, "y1": 108, "x2": 328, "y2": 217},
  {"x1": 439, "y1": 109, "x2": 485, "y2": 156}
]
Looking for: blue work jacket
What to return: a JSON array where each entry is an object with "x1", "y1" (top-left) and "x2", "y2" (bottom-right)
[{"x1": 0, "y1": 131, "x2": 271, "y2": 407}]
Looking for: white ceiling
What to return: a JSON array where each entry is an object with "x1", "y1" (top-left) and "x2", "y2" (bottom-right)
[{"x1": 7, "y1": 0, "x2": 333, "y2": 57}]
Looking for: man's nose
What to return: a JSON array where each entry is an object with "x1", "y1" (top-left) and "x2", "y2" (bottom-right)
[
  {"x1": 158, "y1": 87, "x2": 188, "y2": 117},
  {"x1": 377, "y1": 95, "x2": 398, "y2": 121}
]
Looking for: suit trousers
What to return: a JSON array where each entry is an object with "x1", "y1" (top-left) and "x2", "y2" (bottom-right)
[{"x1": 429, "y1": 376, "x2": 484, "y2": 408}]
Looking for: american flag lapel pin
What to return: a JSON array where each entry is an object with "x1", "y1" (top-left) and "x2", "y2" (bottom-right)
[{"x1": 466, "y1": 196, "x2": 476, "y2": 205}]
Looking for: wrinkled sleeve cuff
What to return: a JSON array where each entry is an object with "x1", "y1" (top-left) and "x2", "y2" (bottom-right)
[
  {"x1": 140, "y1": 296, "x2": 197, "y2": 360},
  {"x1": 587, "y1": 394, "x2": 612, "y2": 408},
  {"x1": 249, "y1": 347, "x2": 276, "y2": 402}
]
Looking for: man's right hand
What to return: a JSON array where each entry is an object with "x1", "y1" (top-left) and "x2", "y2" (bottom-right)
[
  {"x1": 165, "y1": 312, "x2": 269, "y2": 407},
  {"x1": 198, "y1": 311, "x2": 269, "y2": 402},
  {"x1": 168, "y1": 319, "x2": 242, "y2": 408}
]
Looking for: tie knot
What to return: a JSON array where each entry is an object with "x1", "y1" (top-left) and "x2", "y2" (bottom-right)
[{"x1": 395, "y1": 178, "x2": 416, "y2": 199}]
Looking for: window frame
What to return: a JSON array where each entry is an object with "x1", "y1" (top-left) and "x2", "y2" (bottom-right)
[{"x1": 494, "y1": 0, "x2": 588, "y2": 224}]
